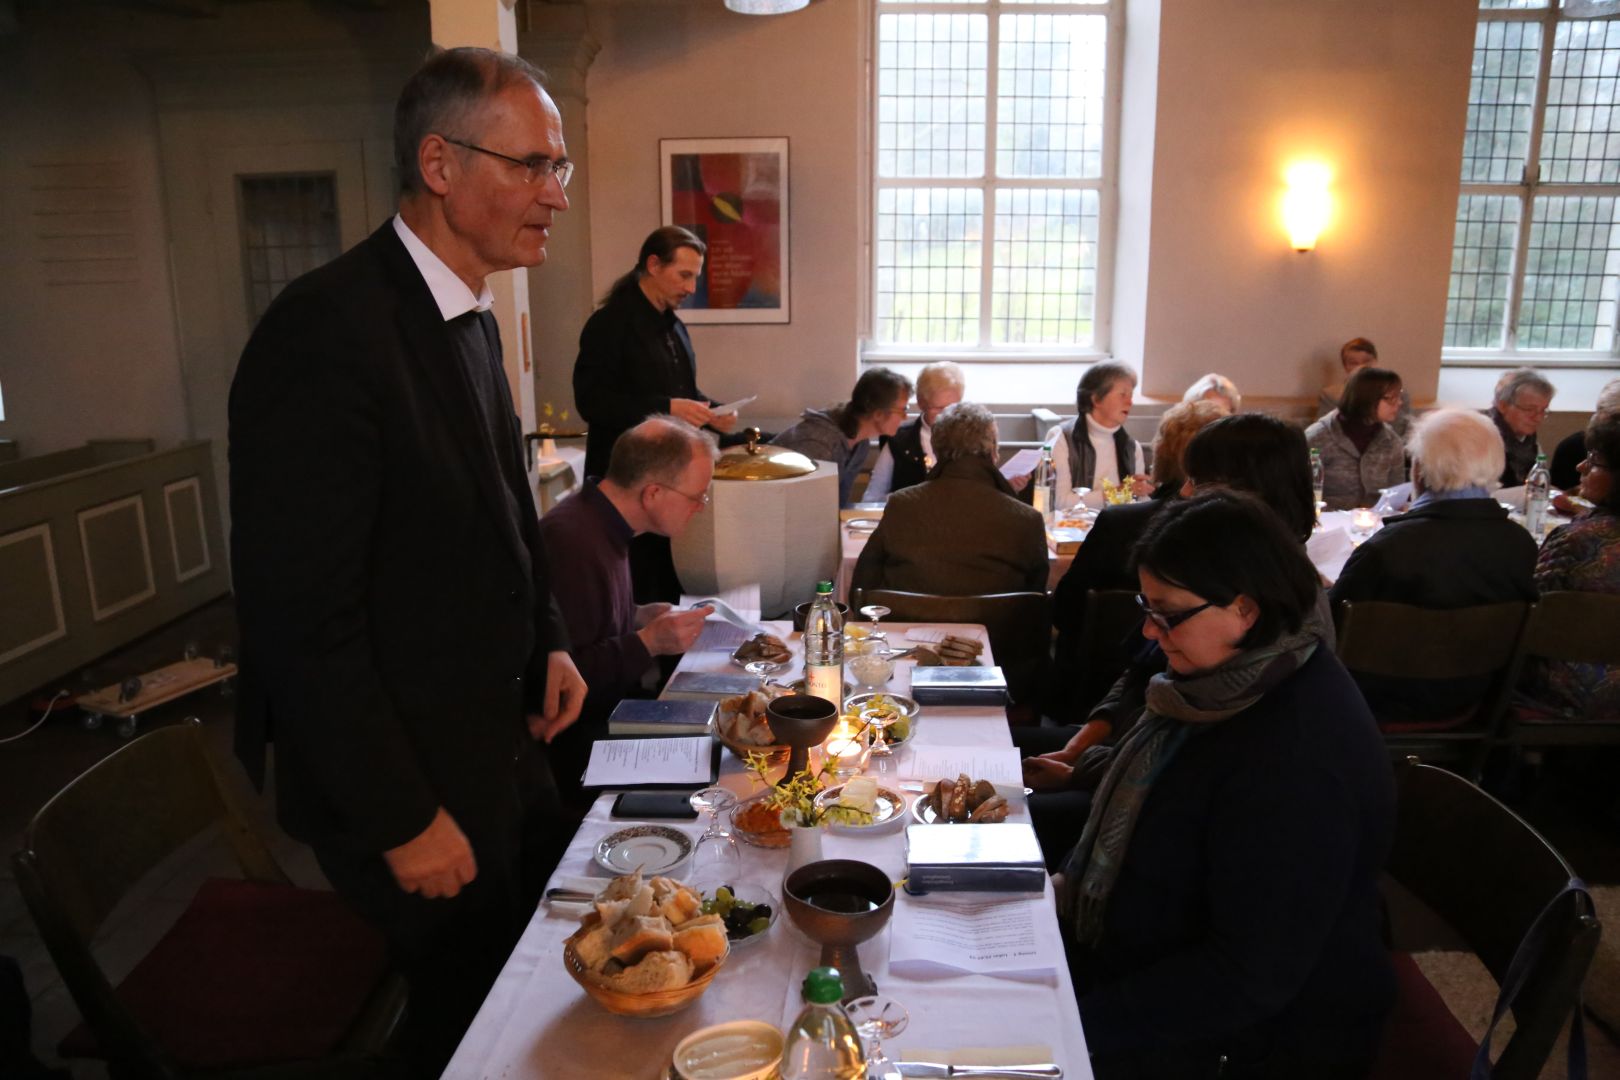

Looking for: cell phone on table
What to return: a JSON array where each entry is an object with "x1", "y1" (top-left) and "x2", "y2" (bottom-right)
[{"x1": 612, "y1": 790, "x2": 700, "y2": 820}]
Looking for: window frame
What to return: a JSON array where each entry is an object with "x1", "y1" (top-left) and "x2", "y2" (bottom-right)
[
  {"x1": 861, "y1": 0, "x2": 1125, "y2": 363},
  {"x1": 1445, "y1": 2, "x2": 1620, "y2": 369}
]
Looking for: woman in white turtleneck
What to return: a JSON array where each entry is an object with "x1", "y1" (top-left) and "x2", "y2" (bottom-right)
[{"x1": 1050, "y1": 361, "x2": 1151, "y2": 508}]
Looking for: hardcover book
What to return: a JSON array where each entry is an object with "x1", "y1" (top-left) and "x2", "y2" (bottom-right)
[
  {"x1": 904, "y1": 822, "x2": 1046, "y2": 894},
  {"x1": 660, "y1": 672, "x2": 760, "y2": 700},
  {"x1": 909, "y1": 666, "x2": 1010, "y2": 706},
  {"x1": 606, "y1": 698, "x2": 717, "y2": 737}
]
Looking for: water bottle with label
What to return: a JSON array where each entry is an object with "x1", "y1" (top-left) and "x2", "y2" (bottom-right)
[
  {"x1": 1032, "y1": 447, "x2": 1056, "y2": 523},
  {"x1": 780, "y1": 967, "x2": 866, "y2": 1079},
  {"x1": 803, "y1": 582, "x2": 845, "y2": 709},
  {"x1": 1309, "y1": 448, "x2": 1325, "y2": 518},
  {"x1": 1525, "y1": 453, "x2": 1551, "y2": 540}
]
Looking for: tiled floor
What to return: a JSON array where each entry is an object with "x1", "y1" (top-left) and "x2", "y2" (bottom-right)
[{"x1": 4, "y1": 598, "x2": 1620, "y2": 1076}]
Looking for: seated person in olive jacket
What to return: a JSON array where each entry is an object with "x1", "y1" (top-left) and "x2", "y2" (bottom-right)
[
  {"x1": 1330, "y1": 409, "x2": 1538, "y2": 726},
  {"x1": 851, "y1": 402, "x2": 1047, "y2": 599}
]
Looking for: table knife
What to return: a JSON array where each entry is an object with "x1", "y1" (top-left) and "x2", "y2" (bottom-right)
[{"x1": 895, "y1": 1063, "x2": 1062, "y2": 1078}]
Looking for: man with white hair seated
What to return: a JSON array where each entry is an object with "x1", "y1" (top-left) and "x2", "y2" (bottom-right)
[
  {"x1": 851, "y1": 402, "x2": 1047, "y2": 598},
  {"x1": 864, "y1": 360, "x2": 966, "y2": 501},
  {"x1": 1490, "y1": 367, "x2": 1557, "y2": 487},
  {"x1": 1330, "y1": 408, "x2": 1538, "y2": 724},
  {"x1": 1181, "y1": 372, "x2": 1242, "y2": 414}
]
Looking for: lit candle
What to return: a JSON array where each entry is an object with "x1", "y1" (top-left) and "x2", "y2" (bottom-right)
[
  {"x1": 825, "y1": 737, "x2": 862, "y2": 761},
  {"x1": 1351, "y1": 508, "x2": 1379, "y2": 532}
]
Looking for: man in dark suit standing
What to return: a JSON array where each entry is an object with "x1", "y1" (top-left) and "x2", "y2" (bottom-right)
[{"x1": 229, "y1": 47, "x2": 586, "y2": 1074}]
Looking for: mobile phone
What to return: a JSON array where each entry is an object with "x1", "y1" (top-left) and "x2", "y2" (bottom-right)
[{"x1": 612, "y1": 790, "x2": 700, "y2": 820}]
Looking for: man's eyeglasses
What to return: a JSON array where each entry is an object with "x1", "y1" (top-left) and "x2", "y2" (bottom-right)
[
  {"x1": 1508, "y1": 398, "x2": 1549, "y2": 420},
  {"x1": 658, "y1": 483, "x2": 711, "y2": 508},
  {"x1": 441, "y1": 137, "x2": 574, "y2": 188},
  {"x1": 1136, "y1": 593, "x2": 1214, "y2": 632}
]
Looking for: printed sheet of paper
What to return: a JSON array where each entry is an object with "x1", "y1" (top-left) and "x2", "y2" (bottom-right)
[
  {"x1": 902, "y1": 746, "x2": 1023, "y2": 786},
  {"x1": 999, "y1": 448, "x2": 1043, "y2": 481},
  {"x1": 682, "y1": 584, "x2": 763, "y2": 632},
  {"x1": 711, "y1": 395, "x2": 758, "y2": 418},
  {"x1": 581, "y1": 737, "x2": 713, "y2": 787},
  {"x1": 692, "y1": 620, "x2": 751, "y2": 653},
  {"x1": 890, "y1": 892, "x2": 1059, "y2": 979}
]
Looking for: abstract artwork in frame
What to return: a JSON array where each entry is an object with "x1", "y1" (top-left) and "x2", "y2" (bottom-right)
[{"x1": 660, "y1": 137, "x2": 789, "y2": 324}]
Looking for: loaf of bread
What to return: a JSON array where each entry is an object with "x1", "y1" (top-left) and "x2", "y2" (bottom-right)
[
  {"x1": 596, "y1": 949, "x2": 693, "y2": 993},
  {"x1": 672, "y1": 914, "x2": 729, "y2": 972},
  {"x1": 608, "y1": 914, "x2": 674, "y2": 965}
]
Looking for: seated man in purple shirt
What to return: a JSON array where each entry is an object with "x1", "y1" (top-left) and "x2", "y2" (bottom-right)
[{"x1": 539, "y1": 416, "x2": 718, "y2": 801}]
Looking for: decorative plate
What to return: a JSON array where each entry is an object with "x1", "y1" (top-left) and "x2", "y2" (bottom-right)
[
  {"x1": 844, "y1": 693, "x2": 920, "y2": 747},
  {"x1": 812, "y1": 783, "x2": 908, "y2": 834},
  {"x1": 593, "y1": 825, "x2": 693, "y2": 876},
  {"x1": 909, "y1": 783, "x2": 1026, "y2": 825}
]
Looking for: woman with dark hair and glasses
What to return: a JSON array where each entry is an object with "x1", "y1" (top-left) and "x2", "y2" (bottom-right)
[
  {"x1": 1055, "y1": 491, "x2": 1394, "y2": 1080},
  {"x1": 1305, "y1": 366, "x2": 1409, "y2": 510},
  {"x1": 1520, "y1": 412, "x2": 1620, "y2": 719}
]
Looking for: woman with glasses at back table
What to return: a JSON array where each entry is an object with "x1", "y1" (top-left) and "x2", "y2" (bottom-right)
[
  {"x1": 1054, "y1": 490, "x2": 1395, "y2": 1080},
  {"x1": 1305, "y1": 366, "x2": 1409, "y2": 510}
]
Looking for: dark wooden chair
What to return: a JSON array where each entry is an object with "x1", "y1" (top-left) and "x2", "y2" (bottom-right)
[
  {"x1": 12, "y1": 720, "x2": 406, "y2": 1078},
  {"x1": 1335, "y1": 600, "x2": 1533, "y2": 776},
  {"x1": 854, "y1": 588, "x2": 1051, "y2": 721},
  {"x1": 1374, "y1": 759, "x2": 1600, "y2": 1080},
  {"x1": 1070, "y1": 588, "x2": 1144, "y2": 720},
  {"x1": 1497, "y1": 590, "x2": 1620, "y2": 744}
]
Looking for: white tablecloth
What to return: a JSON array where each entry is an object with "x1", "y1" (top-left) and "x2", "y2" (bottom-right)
[{"x1": 445, "y1": 622, "x2": 1093, "y2": 1080}]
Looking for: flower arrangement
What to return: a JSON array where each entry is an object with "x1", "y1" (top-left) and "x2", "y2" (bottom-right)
[
  {"x1": 1100, "y1": 477, "x2": 1134, "y2": 506},
  {"x1": 536, "y1": 402, "x2": 576, "y2": 436},
  {"x1": 742, "y1": 733, "x2": 874, "y2": 829}
]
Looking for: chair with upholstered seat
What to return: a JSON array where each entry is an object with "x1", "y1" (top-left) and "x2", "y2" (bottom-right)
[
  {"x1": 853, "y1": 588, "x2": 1051, "y2": 722},
  {"x1": 1374, "y1": 759, "x2": 1599, "y2": 1080},
  {"x1": 1498, "y1": 590, "x2": 1620, "y2": 744},
  {"x1": 1334, "y1": 600, "x2": 1532, "y2": 775},
  {"x1": 12, "y1": 719, "x2": 406, "y2": 1078}
]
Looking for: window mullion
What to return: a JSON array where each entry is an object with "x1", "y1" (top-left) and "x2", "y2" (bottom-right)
[
  {"x1": 1504, "y1": 4, "x2": 1559, "y2": 351},
  {"x1": 980, "y1": 5, "x2": 1000, "y2": 350}
]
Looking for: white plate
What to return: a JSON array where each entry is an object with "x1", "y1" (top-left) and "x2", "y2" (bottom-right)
[
  {"x1": 594, "y1": 825, "x2": 693, "y2": 876},
  {"x1": 812, "y1": 783, "x2": 908, "y2": 834},
  {"x1": 845, "y1": 517, "x2": 882, "y2": 532},
  {"x1": 908, "y1": 782, "x2": 1025, "y2": 825}
]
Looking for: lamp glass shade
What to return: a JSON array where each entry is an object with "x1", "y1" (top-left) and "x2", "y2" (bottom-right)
[
  {"x1": 1282, "y1": 161, "x2": 1332, "y2": 252},
  {"x1": 725, "y1": 0, "x2": 810, "y2": 12}
]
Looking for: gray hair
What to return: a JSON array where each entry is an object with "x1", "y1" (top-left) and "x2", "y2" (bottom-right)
[
  {"x1": 1596, "y1": 377, "x2": 1620, "y2": 418},
  {"x1": 604, "y1": 415, "x2": 717, "y2": 489},
  {"x1": 916, "y1": 361, "x2": 966, "y2": 401},
  {"x1": 1492, "y1": 367, "x2": 1556, "y2": 408},
  {"x1": 1076, "y1": 361, "x2": 1138, "y2": 415},
  {"x1": 931, "y1": 402, "x2": 998, "y2": 464},
  {"x1": 394, "y1": 47, "x2": 551, "y2": 196},
  {"x1": 1181, "y1": 373, "x2": 1242, "y2": 414},
  {"x1": 1409, "y1": 408, "x2": 1504, "y2": 493}
]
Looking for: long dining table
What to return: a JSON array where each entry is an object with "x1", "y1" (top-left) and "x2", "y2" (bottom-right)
[{"x1": 444, "y1": 621, "x2": 1093, "y2": 1080}]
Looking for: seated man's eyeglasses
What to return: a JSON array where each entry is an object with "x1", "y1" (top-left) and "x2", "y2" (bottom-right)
[
  {"x1": 657, "y1": 482, "x2": 711, "y2": 508},
  {"x1": 1508, "y1": 397, "x2": 1549, "y2": 420},
  {"x1": 441, "y1": 136, "x2": 575, "y2": 188},
  {"x1": 1135, "y1": 593, "x2": 1214, "y2": 632}
]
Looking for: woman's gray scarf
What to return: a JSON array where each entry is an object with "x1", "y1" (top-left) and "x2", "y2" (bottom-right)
[{"x1": 1060, "y1": 608, "x2": 1328, "y2": 946}]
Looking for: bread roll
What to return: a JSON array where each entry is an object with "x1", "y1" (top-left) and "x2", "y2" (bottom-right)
[
  {"x1": 573, "y1": 922, "x2": 616, "y2": 970},
  {"x1": 608, "y1": 914, "x2": 674, "y2": 965},
  {"x1": 597, "y1": 949, "x2": 694, "y2": 994},
  {"x1": 673, "y1": 914, "x2": 729, "y2": 972}
]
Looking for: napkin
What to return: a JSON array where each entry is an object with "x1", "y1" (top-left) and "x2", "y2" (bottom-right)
[
  {"x1": 1305, "y1": 521, "x2": 1355, "y2": 585},
  {"x1": 899, "y1": 1044, "x2": 1055, "y2": 1067},
  {"x1": 542, "y1": 873, "x2": 612, "y2": 919}
]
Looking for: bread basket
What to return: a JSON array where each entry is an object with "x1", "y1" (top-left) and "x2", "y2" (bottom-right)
[{"x1": 563, "y1": 914, "x2": 728, "y2": 1018}]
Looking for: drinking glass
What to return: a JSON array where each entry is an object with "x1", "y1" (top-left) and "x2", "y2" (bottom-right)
[
  {"x1": 845, "y1": 994, "x2": 909, "y2": 1080},
  {"x1": 858, "y1": 604, "x2": 890, "y2": 626},
  {"x1": 862, "y1": 703, "x2": 899, "y2": 758},
  {"x1": 688, "y1": 786, "x2": 741, "y2": 881},
  {"x1": 744, "y1": 658, "x2": 784, "y2": 690}
]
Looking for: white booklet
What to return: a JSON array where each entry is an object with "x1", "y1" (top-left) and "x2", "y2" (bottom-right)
[
  {"x1": 902, "y1": 746, "x2": 1024, "y2": 787},
  {"x1": 711, "y1": 394, "x2": 758, "y2": 418},
  {"x1": 890, "y1": 890, "x2": 1060, "y2": 981},
  {"x1": 580, "y1": 736, "x2": 715, "y2": 788}
]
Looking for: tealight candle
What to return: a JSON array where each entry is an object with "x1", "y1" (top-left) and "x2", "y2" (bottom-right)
[{"x1": 1351, "y1": 508, "x2": 1379, "y2": 531}]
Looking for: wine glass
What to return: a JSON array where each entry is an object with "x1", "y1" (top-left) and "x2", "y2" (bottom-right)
[
  {"x1": 744, "y1": 658, "x2": 784, "y2": 690},
  {"x1": 848, "y1": 648, "x2": 895, "y2": 692},
  {"x1": 858, "y1": 604, "x2": 890, "y2": 627},
  {"x1": 845, "y1": 994, "x2": 909, "y2": 1079},
  {"x1": 861, "y1": 703, "x2": 899, "y2": 758},
  {"x1": 688, "y1": 786, "x2": 741, "y2": 881}
]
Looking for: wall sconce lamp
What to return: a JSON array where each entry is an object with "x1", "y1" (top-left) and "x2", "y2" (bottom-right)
[
  {"x1": 725, "y1": 0, "x2": 809, "y2": 12},
  {"x1": 1282, "y1": 161, "x2": 1332, "y2": 253}
]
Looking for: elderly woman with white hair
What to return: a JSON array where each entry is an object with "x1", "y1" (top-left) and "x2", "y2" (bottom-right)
[
  {"x1": 1181, "y1": 372, "x2": 1242, "y2": 415},
  {"x1": 863, "y1": 360, "x2": 965, "y2": 501},
  {"x1": 1330, "y1": 408, "x2": 1538, "y2": 724},
  {"x1": 851, "y1": 401, "x2": 1048, "y2": 599}
]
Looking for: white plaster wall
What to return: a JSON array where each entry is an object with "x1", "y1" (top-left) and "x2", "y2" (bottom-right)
[
  {"x1": 574, "y1": 0, "x2": 863, "y2": 423},
  {"x1": 1137, "y1": 0, "x2": 1478, "y2": 407}
]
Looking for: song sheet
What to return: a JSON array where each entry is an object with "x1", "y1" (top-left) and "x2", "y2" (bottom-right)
[
  {"x1": 890, "y1": 892, "x2": 1060, "y2": 980},
  {"x1": 581, "y1": 737, "x2": 713, "y2": 787},
  {"x1": 902, "y1": 746, "x2": 1023, "y2": 786}
]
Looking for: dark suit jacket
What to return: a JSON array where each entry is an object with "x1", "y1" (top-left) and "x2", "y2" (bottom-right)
[
  {"x1": 1329, "y1": 497, "x2": 1537, "y2": 724},
  {"x1": 850, "y1": 455, "x2": 1048, "y2": 599},
  {"x1": 1048, "y1": 498, "x2": 1166, "y2": 718},
  {"x1": 574, "y1": 286, "x2": 714, "y2": 478},
  {"x1": 229, "y1": 221, "x2": 569, "y2": 856}
]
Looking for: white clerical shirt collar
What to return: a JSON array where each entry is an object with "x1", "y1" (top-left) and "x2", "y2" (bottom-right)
[{"x1": 392, "y1": 214, "x2": 494, "y2": 322}]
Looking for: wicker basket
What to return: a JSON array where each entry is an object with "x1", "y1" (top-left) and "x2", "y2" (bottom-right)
[{"x1": 563, "y1": 916, "x2": 728, "y2": 1018}]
